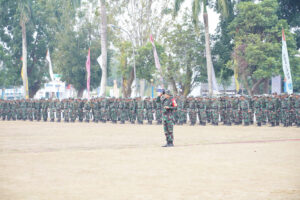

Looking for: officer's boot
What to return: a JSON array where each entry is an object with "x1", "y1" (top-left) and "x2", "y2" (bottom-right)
[{"x1": 271, "y1": 122, "x2": 275, "y2": 127}]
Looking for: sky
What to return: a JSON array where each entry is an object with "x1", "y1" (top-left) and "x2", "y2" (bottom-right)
[{"x1": 175, "y1": 0, "x2": 220, "y2": 34}]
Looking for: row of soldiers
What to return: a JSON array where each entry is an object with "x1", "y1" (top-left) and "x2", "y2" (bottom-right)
[{"x1": 0, "y1": 94, "x2": 299, "y2": 127}]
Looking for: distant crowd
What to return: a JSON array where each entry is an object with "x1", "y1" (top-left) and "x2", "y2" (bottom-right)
[{"x1": 0, "y1": 94, "x2": 299, "y2": 127}]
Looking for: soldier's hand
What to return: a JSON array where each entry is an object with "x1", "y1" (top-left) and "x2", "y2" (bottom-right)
[{"x1": 164, "y1": 106, "x2": 169, "y2": 109}]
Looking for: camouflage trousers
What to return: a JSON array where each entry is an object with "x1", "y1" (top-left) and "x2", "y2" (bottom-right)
[
  {"x1": 198, "y1": 109, "x2": 207, "y2": 123},
  {"x1": 232, "y1": 109, "x2": 240, "y2": 124},
  {"x1": 281, "y1": 109, "x2": 289, "y2": 125},
  {"x1": 210, "y1": 109, "x2": 219, "y2": 124},
  {"x1": 296, "y1": 109, "x2": 300, "y2": 125},
  {"x1": 225, "y1": 109, "x2": 233, "y2": 124},
  {"x1": 267, "y1": 110, "x2": 276, "y2": 124},
  {"x1": 254, "y1": 109, "x2": 262, "y2": 124},
  {"x1": 241, "y1": 109, "x2": 250, "y2": 124},
  {"x1": 163, "y1": 115, "x2": 174, "y2": 143},
  {"x1": 188, "y1": 110, "x2": 197, "y2": 125}
]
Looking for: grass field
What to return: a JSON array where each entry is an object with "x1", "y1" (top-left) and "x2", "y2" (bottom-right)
[{"x1": 0, "y1": 121, "x2": 300, "y2": 200}]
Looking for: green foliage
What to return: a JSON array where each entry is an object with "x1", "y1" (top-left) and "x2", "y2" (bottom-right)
[
  {"x1": 163, "y1": 13, "x2": 206, "y2": 96},
  {"x1": 212, "y1": 0, "x2": 235, "y2": 87},
  {"x1": 135, "y1": 42, "x2": 165, "y2": 82},
  {"x1": 277, "y1": 0, "x2": 300, "y2": 49},
  {"x1": 228, "y1": 0, "x2": 300, "y2": 94},
  {"x1": 0, "y1": 0, "x2": 52, "y2": 96}
]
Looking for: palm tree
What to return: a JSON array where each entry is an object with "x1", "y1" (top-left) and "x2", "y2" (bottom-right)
[
  {"x1": 174, "y1": 0, "x2": 228, "y2": 96},
  {"x1": 18, "y1": 0, "x2": 32, "y2": 99},
  {"x1": 99, "y1": 0, "x2": 107, "y2": 97}
]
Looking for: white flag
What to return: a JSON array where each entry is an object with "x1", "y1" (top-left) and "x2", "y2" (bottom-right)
[
  {"x1": 97, "y1": 54, "x2": 102, "y2": 70},
  {"x1": 212, "y1": 65, "x2": 218, "y2": 92},
  {"x1": 46, "y1": 49, "x2": 54, "y2": 81},
  {"x1": 282, "y1": 29, "x2": 293, "y2": 94}
]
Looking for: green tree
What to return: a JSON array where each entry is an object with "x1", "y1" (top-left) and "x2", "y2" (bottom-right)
[
  {"x1": 277, "y1": 0, "x2": 300, "y2": 49},
  {"x1": 174, "y1": 0, "x2": 229, "y2": 96},
  {"x1": 228, "y1": 0, "x2": 300, "y2": 94},
  {"x1": 163, "y1": 14, "x2": 206, "y2": 96}
]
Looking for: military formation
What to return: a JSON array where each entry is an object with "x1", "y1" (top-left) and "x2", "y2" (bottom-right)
[{"x1": 0, "y1": 93, "x2": 299, "y2": 127}]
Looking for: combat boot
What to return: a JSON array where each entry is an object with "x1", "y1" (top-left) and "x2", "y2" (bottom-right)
[
  {"x1": 257, "y1": 122, "x2": 261, "y2": 126},
  {"x1": 271, "y1": 122, "x2": 275, "y2": 127},
  {"x1": 162, "y1": 141, "x2": 174, "y2": 147}
]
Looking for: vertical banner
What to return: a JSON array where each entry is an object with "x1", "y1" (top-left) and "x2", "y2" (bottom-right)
[
  {"x1": 282, "y1": 29, "x2": 293, "y2": 94},
  {"x1": 150, "y1": 35, "x2": 164, "y2": 88},
  {"x1": 86, "y1": 48, "x2": 91, "y2": 99},
  {"x1": 271, "y1": 75, "x2": 281, "y2": 94},
  {"x1": 46, "y1": 49, "x2": 55, "y2": 81},
  {"x1": 212, "y1": 65, "x2": 218, "y2": 92}
]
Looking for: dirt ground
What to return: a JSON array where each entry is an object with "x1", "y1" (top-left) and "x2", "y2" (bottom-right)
[{"x1": 0, "y1": 121, "x2": 300, "y2": 200}]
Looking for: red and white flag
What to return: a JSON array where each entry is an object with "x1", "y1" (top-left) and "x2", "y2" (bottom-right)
[
  {"x1": 150, "y1": 35, "x2": 164, "y2": 88},
  {"x1": 86, "y1": 48, "x2": 91, "y2": 99}
]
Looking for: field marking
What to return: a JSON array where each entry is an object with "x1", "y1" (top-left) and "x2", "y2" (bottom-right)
[{"x1": 1, "y1": 138, "x2": 300, "y2": 154}]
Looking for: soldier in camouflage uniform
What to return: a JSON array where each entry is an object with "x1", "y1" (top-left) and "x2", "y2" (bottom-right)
[
  {"x1": 156, "y1": 90, "x2": 177, "y2": 147},
  {"x1": 128, "y1": 98, "x2": 136, "y2": 124},
  {"x1": 253, "y1": 96, "x2": 262, "y2": 126},
  {"x1": 239, "y1": 96, "x2": 250, "y2": 126},
  {"x1": 289, "y1": 94, "x2": 296, "y2": 126},
  {"x1": 280, "y1": 94, "x2": 290, "y2": 127},
  {"x1": 56, "y1": 99, "x2": 62, "y2": 122},
  {"x1": 145, "y1": 97, "x2": 154, "y2": 124},
  {"x1": 294, "y1": 94, "x2": 300, "y2": 127},
  {"x1": 224, "y1": 96, "x2": 233, "y2": 126},
  {"x1": 137, "y1": 97, "x2": 144, "y2": 124},
  {"x1": 20, "y1": 99, "x2": 27, "y2": 120},
  {"x1": 84, "y1": 99, "x2": 91, "y2": 123},
  {"x1": 63, "y1": 99, "x2": 70, "y2": 122},
  {"x1": 70, "y1": 99, "x2": 78, "y2": 122},
  {"x1": 42, "y1": 99, "x2": 49, "y2": 122},
  {"x1": 187, "y1": 97, "x2": 197, "y2": 125},
  {"x1": 219, "y1": 97, "x2": 226, "y2": 124},
  {"x1": 176, "y1": 96, "x2": 185, "y2": 125},
  {"x1": 110, "y1": 98, "x2": 117, "y2": 123},
  {"x1": 197, "y1": 97, "x2": 207, "y2": 125},
  {"x1": 78, "y1": 99, "x2": 84, "y2": 122},
  {"x1": 232, "y1": 96, "x2": 240, "y2": 125},
  {"x1": 210, "y1": 97, "x2": 219, "y2": 125},
  {"x1": 266, "y1": 96, "x2": 276, "y2": 126},
  {"x1": 49, "y1": 99, "x2": 56, "y2": 122},
  {"x1": 261, "y1": 96, "x2": 267, "y2": 125}
]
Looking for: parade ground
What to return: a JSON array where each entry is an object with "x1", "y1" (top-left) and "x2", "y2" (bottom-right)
[{"x1": 0, "y1": 121, "x2": 300, "y2": 200}]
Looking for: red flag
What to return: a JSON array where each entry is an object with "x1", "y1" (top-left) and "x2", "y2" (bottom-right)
[{"x1": 86, "y1": 48, "x2": 91, "y2": 99}]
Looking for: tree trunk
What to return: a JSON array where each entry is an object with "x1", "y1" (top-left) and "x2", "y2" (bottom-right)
[
  {"x1": 263, "y1": 78, "x2": 269, "y2": 94},
  {"x1": 122, "y1": 68, "x2": 134, "y2": 98},
  {"x1": 99, "y1": 0, "x2": 107, "y2": 97},
  {"x1": 183, "y1": 64, "x2": 192, "y2": 97},
  {"x1": 21, "y1": 20, "x2": 29, "y2": 99},
  {"x1": 203, "y1": 11, "x2": 213, "y2": 96},
  {"x1": 251, "y1": 78, "x2": 265, "y2": 95},
  {"x1": 242, "y1": 73, "x2": 252, "y2": 96},
  {"x1": 77, "y1": 88, "x2": 84, "y2": 98}
]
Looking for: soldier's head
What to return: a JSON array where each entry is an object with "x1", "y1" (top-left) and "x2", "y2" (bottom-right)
[{"x1": 162, "y1": 90, "x2": 172, "y2": 99}]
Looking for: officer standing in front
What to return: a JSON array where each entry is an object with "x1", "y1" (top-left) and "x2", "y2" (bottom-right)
[{"x1": 156, "y1": 90, "x2": 177, "y2": 147}]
